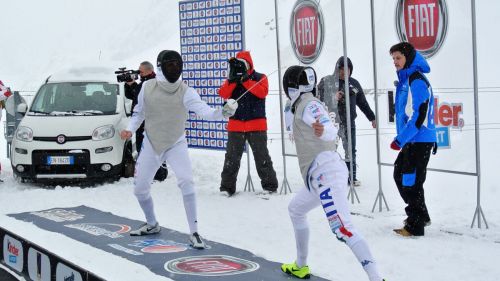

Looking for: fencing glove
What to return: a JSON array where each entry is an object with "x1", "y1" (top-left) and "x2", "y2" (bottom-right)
[{"x1": 222, "y1": 99, "x2": 238, "y2": 118}]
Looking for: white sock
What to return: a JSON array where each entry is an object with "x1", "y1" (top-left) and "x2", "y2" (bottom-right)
[
  {"x1": 182, "y1": 193, "x2": 198, "y2": 234},
  {"x1": 294, "y1": 227, "x2": 309, "y2": 268},
  {"x1": 348, "y1": 237, "x2": 383, "y2": 281},
  {"x1": 137, "y1": 196, "x2": 157, "y2": 226}
]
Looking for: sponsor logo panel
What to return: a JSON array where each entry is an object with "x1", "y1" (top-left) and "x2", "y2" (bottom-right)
[
  {"x1": 3, "y1": 235, "x2": 23, "y2": 272},
  {"x1": 395, "y1": 0, "x2": 448, "y2": 58},
  {"x1": 31, "y1": 209, "x2": 85, "y2": 222},
  {"x1": 129, "y1": 239, "x2": 189, "y2": 254},
  {"x1": 165, "y1": 255, "x2": 259, "y2": 276},
  {"x1": 28, "y1": 247, "x2": 51, "y2": 281},
  {"x1": 64, "y1": 223, "x2": 131, "y2": 238},
  {"x1": 108, "y1": 244, "x2": 144, "y2": 256},
  {"x1": 290, "y1": 0, "x2": 324, "y2": 64}
]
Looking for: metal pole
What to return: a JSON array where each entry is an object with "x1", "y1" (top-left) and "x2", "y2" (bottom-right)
[
  {"x1": 243, "y1": 142, "x2": 255, "y2": 192},
  {"x1": 340, "y1": 0, "x2": 359, "y2": 204},
  {"x1": 369, "y1": 0, "x2": 389, "y2": 212},
  {"x1": 274, "y1": 0, "x2": 292, "y2": 194},
  {"x1": 470, "y1": 0, "x2": 488, "y2": 229}
]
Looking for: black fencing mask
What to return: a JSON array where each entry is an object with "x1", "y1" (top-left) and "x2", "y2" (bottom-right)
[{"x1": 157, "y1": 50, "x2": 183, "y2": 83}]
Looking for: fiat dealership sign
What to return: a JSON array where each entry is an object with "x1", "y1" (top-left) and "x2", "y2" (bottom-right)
[
  {"x1": 290, "y1": 0, "x2": 324, "y2": 64},
  {"x1": 396, "y1": 0, "x2": 448, "y2": 58}
]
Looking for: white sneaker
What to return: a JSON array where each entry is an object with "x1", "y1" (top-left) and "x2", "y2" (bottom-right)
[
  {"x1": 130, "y1": 222, "x2": 161, "y2": 236},
  {"x1": 353, "y1": 180, "x2": 361, "y2": 186},
  {"x1": 189, "y1": 232, "x2": 206, "y2": 249}
]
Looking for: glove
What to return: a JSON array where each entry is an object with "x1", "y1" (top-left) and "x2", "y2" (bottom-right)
[
  {"x1": 240, "y1": 71, "x2": 249, "y2": 83},
  {"x1": 390, "y1": 139, "x2": 401, "y2": 151},
  {"x1": 222, "y1": 99, "x2": 238, "y2": 118}
]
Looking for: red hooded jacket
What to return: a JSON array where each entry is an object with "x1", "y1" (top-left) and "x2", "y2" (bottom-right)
[{"x1": 218, "y1": 51, "x2": 268, "y2": 132}]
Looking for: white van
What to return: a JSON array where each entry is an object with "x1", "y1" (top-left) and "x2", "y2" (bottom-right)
[{"x1": 10, "y1": 67, "x2": 134, "y2": 182}]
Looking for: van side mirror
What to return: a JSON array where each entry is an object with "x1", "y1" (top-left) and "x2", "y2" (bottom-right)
[{"x1": 17, "y1": 103, "x2": 28, "y2": 115}]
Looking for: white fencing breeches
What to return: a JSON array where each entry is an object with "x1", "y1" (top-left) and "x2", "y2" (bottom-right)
[
  {"x1": 288, "y1": 151, "x2": 382, "y2": 281},
  {"x1": 134, "y1": 136, "x2": 198, "y2": 234}
]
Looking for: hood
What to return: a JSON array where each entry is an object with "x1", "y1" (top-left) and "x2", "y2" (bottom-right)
[
  {"x1": 397, "y1": 51, "x2": 430, "y2": 82},
  {"x1": 20, "y1": 114, "x2": 123, "y2": 137},
  {"x1": 335, "y1": 56, "x2": 353, "y2": 76},
  {"x1": 236, "y1": 50, "x2": 254, "y2": 73}
]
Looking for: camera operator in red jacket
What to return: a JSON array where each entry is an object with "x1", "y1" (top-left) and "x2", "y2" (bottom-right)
[{"x1": 218, "y1": 50, "x2": 278, "y2": 196}]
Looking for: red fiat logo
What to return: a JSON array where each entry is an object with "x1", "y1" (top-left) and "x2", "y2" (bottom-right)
[
  {"x1": 290, "y1": 0, "x2": 324, "y2": 64},
  {"x1": 164, "y1": 255, "x2": 259, "y2": 276},
  {"x1": 396, "y1": 0, "x2": 448, "y2": 58}
]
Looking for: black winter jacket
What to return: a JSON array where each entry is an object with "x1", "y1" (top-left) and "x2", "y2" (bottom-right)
[
  {"x1": 124, "y1": 73, "x2": 156, "y2": 112},
  {"x1": 336, "y1": 77, "x2": 376, "y2": 125}
]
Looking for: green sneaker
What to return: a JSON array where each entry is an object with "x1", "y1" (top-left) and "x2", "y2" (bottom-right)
[{"x1": 281, "y1": 262, "x2": 311, "y2": 279}]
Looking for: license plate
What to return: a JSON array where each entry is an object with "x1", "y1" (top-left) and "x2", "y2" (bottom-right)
[{"x1": 47, "y1": 156, "x2": 74, "y2": 165}]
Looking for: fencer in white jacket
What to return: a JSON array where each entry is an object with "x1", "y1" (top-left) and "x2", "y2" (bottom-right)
[
  {"x1": 280, "y1": 66, "x2": 384, "y2": 281},
  {"x1": 120, "y1": 50, "x2": 237, "y2": 249}
]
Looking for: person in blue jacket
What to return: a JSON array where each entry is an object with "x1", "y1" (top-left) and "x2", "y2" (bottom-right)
[{"x1": 389, "y1": 42, "x2": 436, "y2": 237}]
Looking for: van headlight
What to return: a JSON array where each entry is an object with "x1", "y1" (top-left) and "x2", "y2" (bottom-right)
[
  {"x1": 92, "y1": 125, "x2": 115, "y2": 141},
  {"x1": 16, "y1": 126, "x2": 33, "y2": 142}
]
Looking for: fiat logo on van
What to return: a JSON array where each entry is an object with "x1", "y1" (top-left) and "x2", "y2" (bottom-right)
[
  {"x1": 56, "y1": 135, "x2": 66, "y2": 144},
  {"x1": 290, "y1": 0, "x2": 324, "y2": 64},
  {"x1": 395, "y1": 0, "x2": 448, "y2": 58}
]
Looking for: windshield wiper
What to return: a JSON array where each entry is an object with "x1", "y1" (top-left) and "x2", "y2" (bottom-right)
[
  {"x1": 73, "y1": 110, "x2": 104, "y2": 115},
  {"x1": 28, "y1": 110, "x2": 49, "y2": 115}
]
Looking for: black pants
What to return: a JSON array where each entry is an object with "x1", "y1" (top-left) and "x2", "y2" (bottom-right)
[
  {"x1": 393, "y1": 142, "x2": 433, "y2": 235},
  {"x1": 220, "y1": 131, "x2": 278, "y2": 194},
  {"x1": 339, "y1": 123, "x2": 357, "y2": 181}
]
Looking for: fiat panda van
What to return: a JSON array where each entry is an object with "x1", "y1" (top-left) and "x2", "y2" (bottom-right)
[{"x1": 10, "y1": 67, "x2": 134, "y2": 182}]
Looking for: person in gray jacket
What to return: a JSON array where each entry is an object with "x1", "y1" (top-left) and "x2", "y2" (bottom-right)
[
  {"x1": 120, "y1": 50, "x2": 238, "y2": 248},
  {"x1": 318, "y1": 57, "x2": 376, "y2": 186}
]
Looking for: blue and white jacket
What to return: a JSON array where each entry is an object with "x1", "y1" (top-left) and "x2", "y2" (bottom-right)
[{"x1": 394, "y1": 51, "x2": 436, "y2": 147}]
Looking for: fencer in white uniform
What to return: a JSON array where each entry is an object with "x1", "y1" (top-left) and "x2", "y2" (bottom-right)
[
  {"x1": 280, "y1": 66, "x2": 384, "y2": 281},
  {"x1": 120, "y1": 50, "x2": 237, "y2": 249}
]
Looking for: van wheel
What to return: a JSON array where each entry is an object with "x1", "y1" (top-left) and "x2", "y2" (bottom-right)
[{"x1": 122, "y1": 141, "x2": 135, "y2": 178}]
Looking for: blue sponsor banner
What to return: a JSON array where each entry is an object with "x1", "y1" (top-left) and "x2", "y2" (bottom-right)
[
  {"x1": 179, "y1": 0, "x2": 245, "y2": 150},
  {"x1": 435, "y1": 126, "x2": 450, "y2": 148}
]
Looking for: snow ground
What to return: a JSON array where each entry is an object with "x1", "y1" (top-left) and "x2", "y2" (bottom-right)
[{"x1": 0, "y1": 136, "x2": 499, "y2": 281}]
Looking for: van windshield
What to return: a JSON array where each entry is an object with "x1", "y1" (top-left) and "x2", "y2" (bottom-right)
[{"x1": 29, "y1": 82, "x2": 119, "y2": 116}]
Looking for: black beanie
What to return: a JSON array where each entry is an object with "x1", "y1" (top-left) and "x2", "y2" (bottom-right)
[{"x1": 389, "y1": 42, "x2": 416, "y2": 69}]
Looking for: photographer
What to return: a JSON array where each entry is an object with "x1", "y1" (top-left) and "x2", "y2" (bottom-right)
[
  {"x1": 334, "y1": 56, "x2": 376, "y2": 186},
  {"x1": 124, "y1": 61, "x2": 168, "y2": 181},
  {"x1": 217, "y1": 50, "x2": 278, "y2": 196}
]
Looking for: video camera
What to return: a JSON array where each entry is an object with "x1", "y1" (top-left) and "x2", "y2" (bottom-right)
[
  {"x1": 228, "y1": 57, "x2": 248, "y2": 83},
  {"x1": 115, "y1": 67, "x2": 140, "y2": 83}
]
